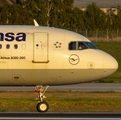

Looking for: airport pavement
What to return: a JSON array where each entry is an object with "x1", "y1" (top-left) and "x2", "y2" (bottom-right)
[
  {"x1": 0, "y1": 83, "x2": 121, "y2": 92},
  {"x1": 0, "y1": 84, "x2": 121, "y2": 120},
  {"x1": 0, "y1": 112, "x2": 121, "y2": 120}
]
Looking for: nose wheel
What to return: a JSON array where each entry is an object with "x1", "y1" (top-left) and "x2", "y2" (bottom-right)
[
  {"x1": 37, "y1": 101, "x2": 49, "y2": 112},
  {"x1": 35, "y1": 85, "x2": 49, "y2": 112}
]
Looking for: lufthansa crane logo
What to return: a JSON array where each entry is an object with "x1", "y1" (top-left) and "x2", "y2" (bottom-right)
[{"x1": 69, "y1": 54, "x2": 80, "y2": 65}]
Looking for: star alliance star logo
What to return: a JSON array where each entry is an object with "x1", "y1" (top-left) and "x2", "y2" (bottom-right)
[{"x1": 54, "y1": 41, "x2": 62, "y2": 48}]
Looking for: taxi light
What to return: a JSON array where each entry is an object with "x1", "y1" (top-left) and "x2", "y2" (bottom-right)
[{"x1": 35, "y1": 90, "x2": 40, "y2": 93}]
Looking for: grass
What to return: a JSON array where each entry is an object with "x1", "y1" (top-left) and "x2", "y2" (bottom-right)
[
  {"x1": 1, "y1": 97, "x2": 120, "y2": 112},
  {"x1": 0, "y1": 91, "x2": 121, "y2": 112},
  {"x1": 48, "y1": 98, "x2": 121, "y2": 112},
  {"x1": 93, "y1": 42, "x2": 121, "y2": 83},
  {"x1": 0, "y1": 98, "x2": 36, "y2": 112}
]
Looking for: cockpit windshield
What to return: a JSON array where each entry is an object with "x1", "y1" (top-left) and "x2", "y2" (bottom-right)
[
  {"x1": 78, "y1": 42, "x2": 88, "y2": 50},
  {"x1": 85, "y1": 42, "x2": 97, "y2": 49},
  {"x1": 69, "y1": 42, "x2": 97, "y2": 50}
]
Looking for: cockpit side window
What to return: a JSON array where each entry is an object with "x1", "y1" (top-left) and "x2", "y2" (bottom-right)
[
  {"x1": 78, "y1": 42, "x2": 88, "y2": 50},
  {"x1": 69, "y1": 42, "x2": 76, "y2": 50}
]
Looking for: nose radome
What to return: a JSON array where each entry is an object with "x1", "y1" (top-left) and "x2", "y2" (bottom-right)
[
  {"x1": 103, "y1": 54, "x2": 118, "y2": 69},
  {"x1": 103, "y1": 54, "x2": 118, "y2": 78}
]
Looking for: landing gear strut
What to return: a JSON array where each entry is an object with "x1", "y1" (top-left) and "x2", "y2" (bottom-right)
[{"x1": 35, "y1": 85, "x2": 49, "y2": 112}]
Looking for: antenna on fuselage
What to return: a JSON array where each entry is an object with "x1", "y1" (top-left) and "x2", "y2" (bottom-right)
[{"x1": 33, "y1": 19, "x2": 39, "y2": 26}]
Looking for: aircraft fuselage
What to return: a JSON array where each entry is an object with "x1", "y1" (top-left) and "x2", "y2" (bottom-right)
[{"x1": 0, "y1": 26, "x2": 118, "y2": 86}]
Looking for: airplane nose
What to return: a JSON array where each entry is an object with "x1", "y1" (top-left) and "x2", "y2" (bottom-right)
[{"x1": 103, "y1": 54, "x2": 118, "y2": 78}]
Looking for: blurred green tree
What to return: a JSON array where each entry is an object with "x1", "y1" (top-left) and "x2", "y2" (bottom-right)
[{"x1": 84, "y1": 2, "x2": 106, "y2": 30}]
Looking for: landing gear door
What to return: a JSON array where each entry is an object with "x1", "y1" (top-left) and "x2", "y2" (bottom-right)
[{"x1": 33, "y1": 33, "x2": 48, "y2": 63}]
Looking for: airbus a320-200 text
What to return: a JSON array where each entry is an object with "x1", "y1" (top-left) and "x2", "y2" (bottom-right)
[{"x1": 0, "y1": 56, "x2": 26, "y2": 59}]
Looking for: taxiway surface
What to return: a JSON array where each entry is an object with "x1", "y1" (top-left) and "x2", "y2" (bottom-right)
[
  {"x1": 0, "y1": 112, "x2": 121, "y2": 119},
  {"x1": 0, "y1": 83, "x2": 121, "y2": 91}
]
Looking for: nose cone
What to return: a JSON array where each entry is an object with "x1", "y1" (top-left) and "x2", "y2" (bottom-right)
[{"x1": 103, "y1": 54, "x2": 118, "y2": 78}]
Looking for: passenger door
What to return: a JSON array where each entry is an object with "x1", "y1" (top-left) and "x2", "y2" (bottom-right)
[{"x1": 33, "y1": 33, "x2": 48, "y2": 63}]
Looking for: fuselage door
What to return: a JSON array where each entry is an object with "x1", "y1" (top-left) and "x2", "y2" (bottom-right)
[{"x1": 33, "y1": 33, "x2": 48, "y2": 63}]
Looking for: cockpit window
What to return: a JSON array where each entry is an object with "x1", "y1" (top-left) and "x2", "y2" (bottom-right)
[
  {"x1": 78, "y1": 42, "x2": 88, "y2": 50},
  {"x1": 69, "y1": 41, "x2": 97, "y2": 50},
  {"x1": 85, "y1": 42, "x2": 97, "y2": 49},
  {"x1": 69, "y1": 42, "x2": 76, "y2": 50}
]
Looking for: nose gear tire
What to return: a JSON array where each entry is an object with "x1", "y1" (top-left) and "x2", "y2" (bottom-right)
[{"x1": 37, "y1": 102, "x2": 49, "y2": 112}]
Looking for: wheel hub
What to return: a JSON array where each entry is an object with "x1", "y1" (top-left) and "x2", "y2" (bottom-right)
[{"x1": 40, "y1": 103, "x2": 47, "y2": 111}]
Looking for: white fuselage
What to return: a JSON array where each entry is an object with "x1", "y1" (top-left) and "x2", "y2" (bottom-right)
[{"x1": 0, "y1": 26, "x2": 118, "y2": 85}]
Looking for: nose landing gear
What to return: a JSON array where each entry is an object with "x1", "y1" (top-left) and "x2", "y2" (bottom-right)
[{"x1": 35, "y1": 85, "x2": 49, "y2": 112}]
